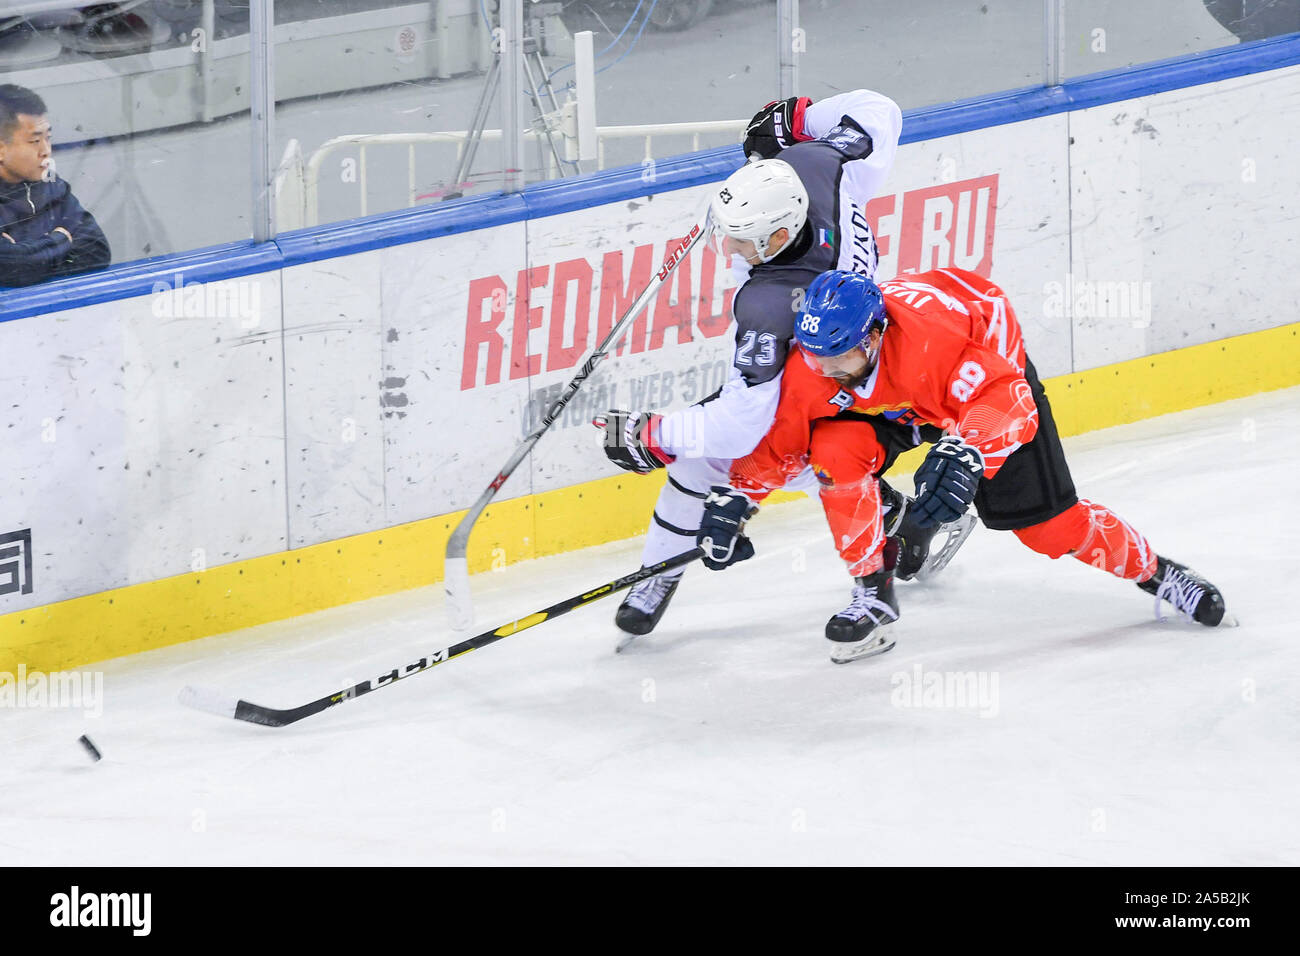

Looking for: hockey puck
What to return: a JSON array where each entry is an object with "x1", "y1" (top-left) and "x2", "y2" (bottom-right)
[{"x1": 78, "y1": 734, "x2": 102, "y2": 762}]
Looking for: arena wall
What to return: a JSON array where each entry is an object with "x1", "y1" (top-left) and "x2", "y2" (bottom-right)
[{"x1": 3, "y1": 37, "x2": 1298, "y2": 671}]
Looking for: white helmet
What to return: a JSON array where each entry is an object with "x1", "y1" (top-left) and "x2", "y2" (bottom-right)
[{"x1": 708, "y1": 159, "x2": 809, "y2": 263}]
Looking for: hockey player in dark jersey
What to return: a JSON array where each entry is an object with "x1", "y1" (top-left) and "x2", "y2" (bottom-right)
[{"x1": 594, "y1": 91, "x2": 971, "y2": 642}]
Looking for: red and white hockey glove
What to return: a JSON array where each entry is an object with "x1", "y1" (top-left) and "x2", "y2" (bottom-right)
[
  {"x1": 594, "y1": 410, "x2": 675, "y2": 475},
  {"x1": 743, "y1": 96, "x2": 814, "y2": 160}
]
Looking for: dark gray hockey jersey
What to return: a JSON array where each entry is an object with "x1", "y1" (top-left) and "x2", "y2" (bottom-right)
[{"x1": 658, "y1": 89, "x2": 902, "y2": 461}]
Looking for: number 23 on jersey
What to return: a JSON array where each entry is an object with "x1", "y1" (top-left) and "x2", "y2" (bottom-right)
[{"x1": 737, "y1": 330, "x2": 778, "y2": 366}]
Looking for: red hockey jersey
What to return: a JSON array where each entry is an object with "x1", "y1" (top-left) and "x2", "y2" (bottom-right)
[{"x1": 732, "y1": 267, "x2": 1039, "y2": 492}]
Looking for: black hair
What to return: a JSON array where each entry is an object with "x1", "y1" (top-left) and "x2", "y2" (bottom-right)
[{"x1": 0, "y1": 85, "x2": 48, "y2": 143}]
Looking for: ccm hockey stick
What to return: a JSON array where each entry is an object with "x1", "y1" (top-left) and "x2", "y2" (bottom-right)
[
  {"x1": 180, "y1": 548, "x2": 704, "y2": 728},
  {"x1": 443, "y1": 203, "x2": 713, "y2": 632}
]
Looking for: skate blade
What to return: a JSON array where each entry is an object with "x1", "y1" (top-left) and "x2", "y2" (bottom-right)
[
  {"x1": 915, "y1": 513, "x2": 977, "y2": 583},
  {"x1": 614, "y1": 632, "x2": 642, "y2": 653},
  {"x1": 829, "y1": 634, "x2": 897, "y2": 664}
]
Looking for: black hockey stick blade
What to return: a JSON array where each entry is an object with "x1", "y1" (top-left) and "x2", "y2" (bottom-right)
[{"x1": 180, "y1": 548, "x2": 704, "y2": 728}]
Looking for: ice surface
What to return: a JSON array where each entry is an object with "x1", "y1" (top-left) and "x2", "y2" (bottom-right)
[{"x1": 3, "y1": 388, "x2": 1297, "y2": 865}]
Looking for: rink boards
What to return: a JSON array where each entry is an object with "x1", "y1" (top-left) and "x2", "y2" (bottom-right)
[{"x1": 2, "y1": 41, "x2": 1299, "y2": 671}]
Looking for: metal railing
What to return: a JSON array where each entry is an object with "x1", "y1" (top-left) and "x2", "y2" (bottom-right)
[
  {"x1": 288, "y1": 118, "x2": 747, "y2": 228},
  {"x1": 593, "y1": 120, "x2": 746, "y2": 171}
]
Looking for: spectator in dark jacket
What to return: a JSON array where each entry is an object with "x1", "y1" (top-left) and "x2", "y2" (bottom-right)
[{"x1": 0, "y1": 84, "x2": 110, "y2": 289}]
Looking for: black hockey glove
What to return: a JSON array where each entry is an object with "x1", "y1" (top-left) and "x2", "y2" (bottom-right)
[
  {"x1": 911, "y1": 436, "x2": 984, "y2": 529},
  {"x1": 697, "y1": 486, "x2": 759, "y2": 570},
  {"x1": 594, "y1": 410, "x2": 674, "y2": 474},
  {"x1": 743, "y1": 96, "x2": 814, "y2": 160}
]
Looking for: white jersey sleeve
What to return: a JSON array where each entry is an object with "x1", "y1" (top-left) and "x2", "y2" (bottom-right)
[
  {"x1": 802, "y1": 89, "x2": 902, "y2": 202},
  {"x1": 656, "y1": 365, "x2": 782, "y2": 461}
]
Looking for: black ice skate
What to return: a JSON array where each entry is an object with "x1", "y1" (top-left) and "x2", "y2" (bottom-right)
[
  {"x1": 915, "y1": 513, "x2": 977, "y2": 581},
  {"x1": 614, "y1": 569, "x2": 684, "y2": 649},
  {"x1": 826, "y1": 569, "x2": 899, "y2": 663},
  {"x1": 880, "y1": 480, "x2": 976, "y2": 582},
  {"x1": 1138, "y1": 556, "x2": 1229, "y2": 627}
]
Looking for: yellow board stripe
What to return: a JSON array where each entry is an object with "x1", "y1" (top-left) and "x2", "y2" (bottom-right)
[
  {"x1": 1047, "y1": 323, "x2": 1300, "y2": 436},
  {"x1": 0, "y1": 474, "x2": 667, "y2": 674},
  {"x1": 3, "y1": 321, "x2": 1298, "y2": 673}
]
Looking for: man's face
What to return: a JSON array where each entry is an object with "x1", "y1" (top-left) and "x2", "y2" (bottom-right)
[
  {"x1": 721, "y1": 227, "x2": 789, "y2": 266},
  {"x1": 802, "y1": 329, "x2": 883, "y2": 390},
  {"x1": 0, "y1": 114, "x2": 54, "y2": 184},
  {"x1": 722, "y1": 235, "x2": 760, "y2": 263}
]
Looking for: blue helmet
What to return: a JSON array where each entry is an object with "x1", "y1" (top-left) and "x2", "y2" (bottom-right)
[{"x1": 795, "y1": 271, "x2": 887, "y2": 356}]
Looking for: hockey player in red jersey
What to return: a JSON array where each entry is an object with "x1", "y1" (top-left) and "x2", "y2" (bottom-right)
[{"x1": 694, "y1": 267, "x2": 1230, "y2": 662}]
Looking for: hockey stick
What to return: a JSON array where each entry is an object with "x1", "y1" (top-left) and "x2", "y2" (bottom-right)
[
  {"x1": 180, "y1": 547, "x2": 704, "y2": 728},
  {"x1": 443, "y1": 203, "x2": 713, "y2": 632}
]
